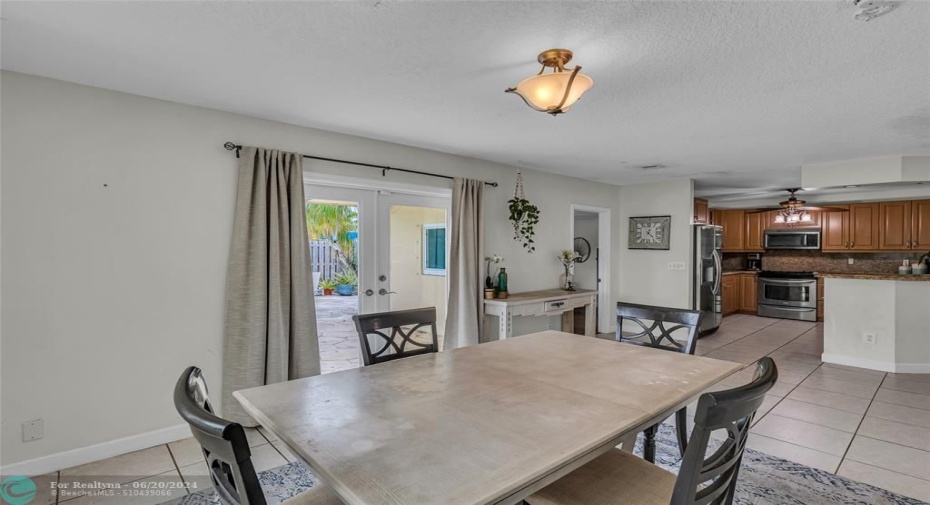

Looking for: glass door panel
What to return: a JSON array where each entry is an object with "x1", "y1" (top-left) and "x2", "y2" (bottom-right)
[{"x1": 378, "y1": 194, "x2": 451, "y2": 349}]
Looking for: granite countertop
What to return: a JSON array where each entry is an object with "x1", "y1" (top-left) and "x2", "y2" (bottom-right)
[
  {"x1": 817, "y1": 272, "x2": 930, "y2": 281},
  {"x1": 722, "y1": 270, "x2": 759, "y2": 276}
]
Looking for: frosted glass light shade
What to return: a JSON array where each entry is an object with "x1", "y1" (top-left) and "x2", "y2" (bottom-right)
[
  {"x1": 774, "y1": 214, "x2": 786, "y2": 224},
  {"x1": 511, "y1": 72, "x2": 594, "y2": 113}
]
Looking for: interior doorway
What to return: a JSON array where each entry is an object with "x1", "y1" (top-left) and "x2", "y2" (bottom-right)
[
  {"x1": 571, "y1": 204, "x2": 612, "y2": 334},
  {"x1": 306, "y1": 181, "x2": 451, "y2": 373}
]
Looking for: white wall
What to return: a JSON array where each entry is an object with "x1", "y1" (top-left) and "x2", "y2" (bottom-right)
[
  {"x1": 823, "y1": 277, "x2": 930, "y2": 373},
  {"x1": 617, "y1": 179, "x2": 695, "y2": 309},
  {"x1": 0, "y1": 71, "x2": 625, "y2": 470}
]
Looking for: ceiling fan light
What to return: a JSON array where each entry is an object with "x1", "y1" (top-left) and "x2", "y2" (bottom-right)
[
  {"x1": 800, "y1": 212, "x2": 813, "y2": 223},
  {"x1": 774, "y1": 214, "x2": 786, "y2": 224}
]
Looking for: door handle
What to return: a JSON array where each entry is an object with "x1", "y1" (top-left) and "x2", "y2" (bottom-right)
[
  {"x1": 378, "y1": 288, "x2": 398, "y2": 295},
  {"x1": 364, "y1": 289, "x2": 374, "y2": 296},
  {"x1": 907, "y1": 240, "x2": 911, "y2": 248},
  {"x1": 850, "y1": 242, "x2": 854, "y2": 248}
]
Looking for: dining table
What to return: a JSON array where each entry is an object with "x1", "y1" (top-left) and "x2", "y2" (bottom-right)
[{"x1": 234, "y1": 330, "x2": 742, "y2": 505}]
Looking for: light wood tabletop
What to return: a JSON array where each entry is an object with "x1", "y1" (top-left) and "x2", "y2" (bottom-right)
[{"x1": 234, "y1": 330, "x2": 741, "y2": 505}]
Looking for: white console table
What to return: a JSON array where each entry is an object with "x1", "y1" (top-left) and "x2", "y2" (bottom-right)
[{"x1": 484, "y1": 289, "x2": 597, "y2": 339}]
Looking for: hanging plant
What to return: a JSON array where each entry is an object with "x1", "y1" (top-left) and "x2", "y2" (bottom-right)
[{"x1": 508, "y1": 172, "x2": 540, "y2": 253}]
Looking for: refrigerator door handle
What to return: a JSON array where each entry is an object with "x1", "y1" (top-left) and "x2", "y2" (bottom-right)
[{"x1": 712, "y1": 250, "x2": 722, "y2": 295}]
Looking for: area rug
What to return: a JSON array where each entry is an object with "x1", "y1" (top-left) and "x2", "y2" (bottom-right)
[{"x1": 164, "y1": 423, "x2": 927, "y2": 505}]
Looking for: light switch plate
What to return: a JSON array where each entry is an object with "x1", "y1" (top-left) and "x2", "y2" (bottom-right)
[
  {"x1": 23, "y1": 419, "x2": 43, "y2": 442},
  {"x1": 667, "y1": 262, "x2": 686, "y2": 271},
  {"x1": 848, "y1": 258, "x2": 855, "y2": 265}
]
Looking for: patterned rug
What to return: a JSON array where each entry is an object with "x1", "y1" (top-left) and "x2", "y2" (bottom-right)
[{"x1": 164, "y1": 423, "x2": 927, "y2": 505}]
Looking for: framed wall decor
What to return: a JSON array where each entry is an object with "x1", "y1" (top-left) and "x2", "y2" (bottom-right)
[{"x1": 628, "y1": 216, "x2": 671, "y2": 250}]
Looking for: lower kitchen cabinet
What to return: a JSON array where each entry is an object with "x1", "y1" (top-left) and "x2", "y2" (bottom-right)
[
  {"x1": 739, "y1": 274, "x2": 758, "y2": 312},
  {"x1": 722, "y1": 275, "x2": 740, "y2": 315},
  {"x1": 817, "y1": 277, "x2": 824, "y2": 321},
  {"x1": 722, "y1": 273, "x2": 758, "y2": 316}
]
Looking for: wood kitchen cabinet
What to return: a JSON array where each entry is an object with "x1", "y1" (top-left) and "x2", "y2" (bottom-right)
[
  {"x1": 744, "y1": 212, "x2": 765, "y2": 252},
  {"x1": 722, "y1": 275, "x2": 739, "y2": 315},
  {"x1": 817, "y1": 277, "x2": 824, "y2": 322},
  {"x1": 913, "y1": 200, "x2": 930, "y2": 251},
  {"x1": 718, "y1": 210, "x2": 745, "y2": 252},
  {"x1": 694, "y1": 198, "x2": 709, "y2": 224},
  {"x1": 739, "y1": 274, "x2": 758, "y2": 312},
  {"x1": 822, "y1": 203, "x2": 880, "y2": 252},
  {"x1": 880, "y1": 201, "x2": 912, "y2": 250},
  {"x1": 879, "y1": 199, "x2": 930, "y2": 251}
]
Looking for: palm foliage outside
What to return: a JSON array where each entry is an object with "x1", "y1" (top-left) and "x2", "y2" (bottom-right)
[{"x1": 306, "y1": 202, "x2": 358, "y2": 275}]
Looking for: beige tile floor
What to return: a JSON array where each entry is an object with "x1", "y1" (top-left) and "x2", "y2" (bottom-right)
[{"x1": 26, "y1": 315, "x2": 930, "y2": 504}]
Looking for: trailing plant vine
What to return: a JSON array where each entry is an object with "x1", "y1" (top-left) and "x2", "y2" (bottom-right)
[{"x1": 508, "y1": 172, "x2": 540, "y2": 253}]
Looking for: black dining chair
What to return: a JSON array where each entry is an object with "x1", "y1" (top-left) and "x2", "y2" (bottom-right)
[
  {"x1": 527, "y1": 357, "x2": 778, "y2": 505},
  {"x1": 614, "y1": 302, "x2": 702, "y2": 463},
  {"x1": 352, "y1": 307, "x2": 439, "y2": 366},
  {"x1": 173, "y1": 366, "x2": 343, "y2": 505}
]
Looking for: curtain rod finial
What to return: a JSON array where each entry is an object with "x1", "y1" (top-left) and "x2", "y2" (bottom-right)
[{"x1": 224, "y1": 142, "x2": 242, "y2": 158}]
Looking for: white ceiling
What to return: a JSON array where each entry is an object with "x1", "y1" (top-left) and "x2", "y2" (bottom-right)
[{"x1": 2, "y1": 1, "x2": 929, "y2": 191}]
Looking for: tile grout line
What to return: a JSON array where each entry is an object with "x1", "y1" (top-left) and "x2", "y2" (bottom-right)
[{"x1": 834, "y1": 370, "x2": 887, "y2": 475}]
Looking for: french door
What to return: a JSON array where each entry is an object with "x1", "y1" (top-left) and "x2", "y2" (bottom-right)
[{"x1": 305, "y1": 183, "x2": 451, "y2": 322}]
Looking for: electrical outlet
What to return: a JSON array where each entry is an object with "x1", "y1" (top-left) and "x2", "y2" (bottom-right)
[
  {"x1": 667, "y1": 262, "x2": 686, "y2": 271},
  {"x1": 23, "y1": 419, "x2": 43, "y2": 442},
  {"x1": 848, "y1": 258, "x2": 855, "y2": 265},
  {"x1": 863, "y1": 332, "x2": 877, "y2": 345}
]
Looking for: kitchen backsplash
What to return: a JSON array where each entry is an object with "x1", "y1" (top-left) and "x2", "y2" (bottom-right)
[{"x1": 724, "y1": 250, "x2": 929, "y2": 274}]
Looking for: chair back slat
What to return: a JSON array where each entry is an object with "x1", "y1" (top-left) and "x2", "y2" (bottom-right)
[
  {"x1": 615, "y1": 302, "x2": 702, "y2": 355},
  {"x1": 671, "y1": 357, "x2": 778, "y2": 505},
  {"x1": 353, "y1": 307, "x2": 439, "y2": 366},
  {"x1": 173, "y1": 366, "x2": 266, "y2": 505}
]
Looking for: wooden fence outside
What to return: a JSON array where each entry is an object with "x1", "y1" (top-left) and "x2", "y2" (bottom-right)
[{"x1": 310, "y1": 240, "x2": 352, "y2": 280}]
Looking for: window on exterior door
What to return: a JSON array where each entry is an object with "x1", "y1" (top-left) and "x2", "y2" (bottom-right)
[{"x1": 423, "y1": 224, "x2": 446, "y2": 276}]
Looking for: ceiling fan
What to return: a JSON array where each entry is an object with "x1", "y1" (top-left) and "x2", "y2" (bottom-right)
[{"x1": 745, "y1": 188, "x2": 848, "y2": 225}]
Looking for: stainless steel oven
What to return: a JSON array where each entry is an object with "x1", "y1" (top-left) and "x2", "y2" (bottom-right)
[
  {"x1": 757, "y1": 271, "x2": 817, "y2": 321},
  {"x1": 763, "y1": 229, "x2": 821, "y2": 250}
]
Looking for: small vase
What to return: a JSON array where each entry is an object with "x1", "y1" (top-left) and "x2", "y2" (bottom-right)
[
  {"x1": 561, "y1": 265, "x2": 575, "y2": 291},
  {"x1": 497, "y1": 268, "x2": 509, "y2": 298},
  {"x1": 484, "y1": 288, "x2": 496, "y2": 299}
]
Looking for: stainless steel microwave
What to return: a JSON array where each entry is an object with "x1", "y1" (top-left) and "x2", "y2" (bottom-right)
[{"x1": 763, "y1": 229, "x2": 821, "y2": 250}]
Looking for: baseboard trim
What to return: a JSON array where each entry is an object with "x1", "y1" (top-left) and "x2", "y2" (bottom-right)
[
  {"x1": 821, "y1": 353, "x2": 930, "y2": 373},
  {"x1": 1, "y1": 424, "x2": 191, "y2": 477},
  {"x1": 821, "y1": 353, "x2": 896, "y2": 373},
  {"x1": 893, "y1": 363, "x2": 930, "y2": 373}
]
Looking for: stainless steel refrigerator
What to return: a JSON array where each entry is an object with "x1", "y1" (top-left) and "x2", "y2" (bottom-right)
[{"x1": 693, "y1": 225, "x2": 723, "y2": 335}]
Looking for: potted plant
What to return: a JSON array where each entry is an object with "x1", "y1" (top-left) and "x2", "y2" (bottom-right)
[
  {"x1": 319, "y1": 278, "x2": 337, "y2": 296},
  {"x1": 334, "y1": 271, "x2": 357, "y2": 296},
  {"x1": 484, "y1": 254, "x2": 504, "y2": 298},
  {"x1": 509, "y1": 172, "x2": 540, "y2": 253},
  {"x1": 558, "y1": 250, "x2": 582, "y2": 291}
]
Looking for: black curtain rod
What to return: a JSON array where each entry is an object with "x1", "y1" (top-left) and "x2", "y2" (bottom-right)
[{"x1": 223, "y1": 142, "x2": 498, "y2": 188}]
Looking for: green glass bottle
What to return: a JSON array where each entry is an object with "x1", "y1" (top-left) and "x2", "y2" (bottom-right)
[{"x1": 497, "y1": 268, "x2": 508, "y2": 292}]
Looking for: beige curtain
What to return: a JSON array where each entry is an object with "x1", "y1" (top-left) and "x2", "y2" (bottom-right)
[
  {"x1": 443, "y1": 178, "x2": 485, "y2": 349},
  {"x1": 222, "y1": 146, "x2": 320, "y2": 425}
]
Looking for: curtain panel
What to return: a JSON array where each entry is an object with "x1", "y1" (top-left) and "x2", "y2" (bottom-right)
[
  {"x1": 221, "y1": 146, "x2": 320, "y2": 425},
  {"x1": 443, "y1": 178, "x2": 485, "y2": 349}
]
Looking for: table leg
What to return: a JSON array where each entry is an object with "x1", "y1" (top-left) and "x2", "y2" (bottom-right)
[
  {"x1": 561, "y1": 310, "x2": 574, "y2": 333},
  {"x1": 618, "y1": 432, "x2": 638, "y2": 453},
  {"x1": 584, "y1": 299, "x2": 597, "y2": 337}
]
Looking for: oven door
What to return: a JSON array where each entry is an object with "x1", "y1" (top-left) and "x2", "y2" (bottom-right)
[{"x1": 758, "y1": 278, "x2": 816, "y2": 309}]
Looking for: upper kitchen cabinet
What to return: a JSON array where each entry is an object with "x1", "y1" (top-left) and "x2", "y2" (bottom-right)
[
  {"x1": 694, "y1": 198, "x2": 709, "y2": 224},
  {"x1": 744, "y1": 211, "x2": 765, "y2": 251},
  {"x1": 822, "y1": 203, "x2": 879, "y2": 251},
  {"x1": 913, "y1": 200, "x2": 930, "y2": 251},
  {"x1": 718, "y1": 210, "x2": 745, "y2": 251},
  {"x1": 822, "y1": 206, "x2": 849, "y2": 251},
  {"x1": 879, "y1": 199, "x2": 930, "y2": 251},
  {"x1": 849, "y1": 203, "x2": 880, "y2": 250},
  {"x1": 879, "y1": 200, "x2": 912, "y2": 250}
]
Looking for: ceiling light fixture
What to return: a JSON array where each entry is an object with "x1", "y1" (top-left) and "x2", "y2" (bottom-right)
[{"x1": 506, "y1": 49, "x2": 594, "y2": 116}]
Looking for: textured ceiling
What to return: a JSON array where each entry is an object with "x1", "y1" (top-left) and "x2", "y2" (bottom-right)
[{"x1": 2, "y1": 1, "x2": 929, "y2": 191}]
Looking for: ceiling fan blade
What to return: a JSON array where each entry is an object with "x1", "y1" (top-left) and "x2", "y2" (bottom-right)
[{"x1": 743, "y1": 207, "x2": 779, "y2": 214}]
